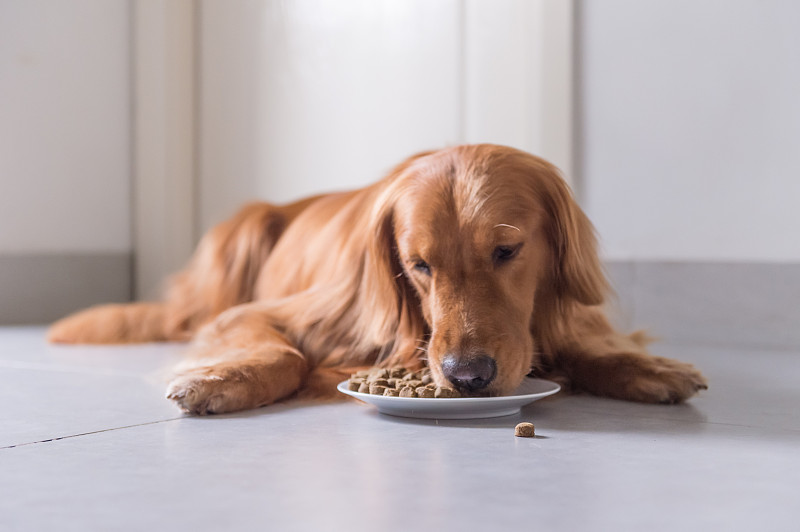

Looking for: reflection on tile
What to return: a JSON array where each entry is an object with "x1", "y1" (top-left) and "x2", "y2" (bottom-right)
[
  {"x1": 0, "y1": 326, "x2": 187, "y2": 376},
  {"x1": 1, "y1": 399, "x2": 798, "y2": 532},
  {"x1": 0, "y1": 367, "x2": 180, "y2": 448},
  {"x1": 2, "y1": 328, "x2": 800, "y2": 531}
]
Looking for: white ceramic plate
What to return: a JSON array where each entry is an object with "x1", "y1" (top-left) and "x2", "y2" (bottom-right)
[{"x1": 337, "y1": 378, "x2": 560, "y2": 419}]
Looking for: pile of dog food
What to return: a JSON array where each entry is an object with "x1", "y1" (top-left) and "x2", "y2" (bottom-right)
[
  {"x1": 347, "y1": 367, "x2": 461, "y2": 398},
  {"x1": 348, "y1": 367, "x2": 538, "y2": 437}
]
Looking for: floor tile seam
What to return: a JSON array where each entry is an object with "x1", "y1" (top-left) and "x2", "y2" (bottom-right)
[{"x1": 0, "y1": 417, "x2": 186, "y2": 450}]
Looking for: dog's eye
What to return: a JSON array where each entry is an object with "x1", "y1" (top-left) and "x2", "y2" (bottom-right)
[
  {"x1": 493, "y1": 244, "x2": 522, "y2": 264},
  {"x1": 413, "y1": 260, "x2": 432, "y2": 276}
]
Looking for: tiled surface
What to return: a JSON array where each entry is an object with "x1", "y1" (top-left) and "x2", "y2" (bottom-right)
[
  {"x1": 604, "y1": 261, "x2": 800, "y2": 350},
  {"x1": 1, "y1": 327, "x2": 798, "y2": 532}
]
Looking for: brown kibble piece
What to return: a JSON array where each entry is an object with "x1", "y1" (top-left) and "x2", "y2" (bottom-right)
[
  {"x1": 367, "y1": 371, "x2": 388, "y2": 383},
  {"x1": 347, "y1": 367, "x2": 470, "y2": 400},
  {"x1": 369, "y1": 383, "x2": 388, "y2": 395},
  {"x1": 514, "y1": 422, "x2": 535, "y2": 437},
  {"x1": 399, "y1": 386, "x2": 417, "y2": 398},
  {"x1": 434, "y1": 387, "x2": 460, "y2": 398},
  {"x1": 416, "y1": 386, "x2": 435, "y2": 398}
]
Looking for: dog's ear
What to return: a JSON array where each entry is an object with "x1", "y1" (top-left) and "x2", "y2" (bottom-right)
[
  {"x1": 357, "y1": 161, "x2": 428, "y2": 354},
  {"x1": 359, "y1": 196, "x2": 406, "y2": 344},
  {"x1": 539, "y1": 169, "x2": 608, "y2": 306}
]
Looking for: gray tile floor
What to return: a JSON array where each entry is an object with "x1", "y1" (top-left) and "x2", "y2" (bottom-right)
[{"x1": 1, "y1": 327, "x2": 798, "y2": 532}]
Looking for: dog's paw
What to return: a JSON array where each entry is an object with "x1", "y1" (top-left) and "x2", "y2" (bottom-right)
[
  {"x1": 623, "y1": 356, "x2": 708, "y2": 404},
  {"x1": 166, "y1": 368, "x2": 247, "y2": 415}
]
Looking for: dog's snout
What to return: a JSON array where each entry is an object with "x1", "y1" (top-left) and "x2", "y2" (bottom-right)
[{"x1": 441, "y1": 353, "x2": 497, "y2": 392}]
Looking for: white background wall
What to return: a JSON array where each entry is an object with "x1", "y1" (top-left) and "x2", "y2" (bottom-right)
[
  {"x1": 4, "y1": 0, "x2": 797, "y2": 323},
  {"x1": 0, "y1": 0, "x2": 571, "y2": 305},
  {"x1": 0, "y1": 0, "x2": 131, "y2": 254},
  {"x1": 581, "y1": 0, "x2": 800, "y2": 263},
  {"x1": 198, "y1": 0, "x2": 570, "y2": 233}
]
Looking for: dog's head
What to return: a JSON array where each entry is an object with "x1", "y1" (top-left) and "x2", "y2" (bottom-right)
[{"x1": 364, "y1": 144, "x2": 607, "y2": 396}]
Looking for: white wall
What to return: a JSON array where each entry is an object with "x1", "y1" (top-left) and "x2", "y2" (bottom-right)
[
  {"x1": 198, "y1": 0, "x2": 571, "y2": 232},
  {"x1": 0, "y1": 0, "x2": 131, "y2": 254},
  {"x1": 581, "y1": 0, "x2": 800, "y2": 263}
]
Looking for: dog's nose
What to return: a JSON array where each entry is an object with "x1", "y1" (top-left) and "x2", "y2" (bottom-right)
[{"x1": 441, "y1": 353, "x2": 497, "y2": 392}]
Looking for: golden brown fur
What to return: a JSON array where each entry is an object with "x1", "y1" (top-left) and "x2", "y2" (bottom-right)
[{"x1": 49, "y1": 145, "x2": 707, "y2": 414}]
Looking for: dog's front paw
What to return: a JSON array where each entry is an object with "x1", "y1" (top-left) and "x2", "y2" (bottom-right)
[
  {"x1": 624, "y1": 356, "x2": 708, "y2": 404},
  {"x1": 166, "y1": 368, "x2": 248, "y2": 415}
]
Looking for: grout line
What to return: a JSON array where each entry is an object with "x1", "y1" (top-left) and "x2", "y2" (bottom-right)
[{"x1": 0, "y1": 417, "x2": 185, "y2": 450}]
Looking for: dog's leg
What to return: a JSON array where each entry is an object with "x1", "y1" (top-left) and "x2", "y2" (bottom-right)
[
  {"x1": 544, "y1": 308, "x2": 708, "y2": 404},
  {"x1": 165, "y1": 304, "x2": 308, "y2": 415}
]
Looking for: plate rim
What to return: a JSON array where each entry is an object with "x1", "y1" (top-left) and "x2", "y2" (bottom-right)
[{"x1": 336, "y1": 377, "x2": 561, "y2": 404}]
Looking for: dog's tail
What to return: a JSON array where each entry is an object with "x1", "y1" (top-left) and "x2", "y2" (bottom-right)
[{"x1": 47, "y1": 303, "x2": 181, "y2": 344}]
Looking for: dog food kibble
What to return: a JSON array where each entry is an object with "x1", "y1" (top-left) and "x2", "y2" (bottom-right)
[
  {"x1": 369, "y1": 383, "x2": 388, "y2": 395},
  {"x1": 399, "y1": 386, "x2": 417, "y2": 397},
  {"x1": 389, "y1": 367, "x2": 406, "y2": 378},
  {"x1": 435, "y1": 386, "x2": 460, "y2": 398},
  {"x1": 514, "y1": 422, "x2": 536, "y2": 438},
  {"x1": 415, "y1": 386, "x2": 435, "y2": 398},
  {"x1": 351, "y1": 367, "x2": 462, "y2": 399}
]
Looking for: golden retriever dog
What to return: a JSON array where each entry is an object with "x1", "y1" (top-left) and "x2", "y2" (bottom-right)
[{"x1": 49, "y1": 144, "x2": 707, "y2": 414}]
